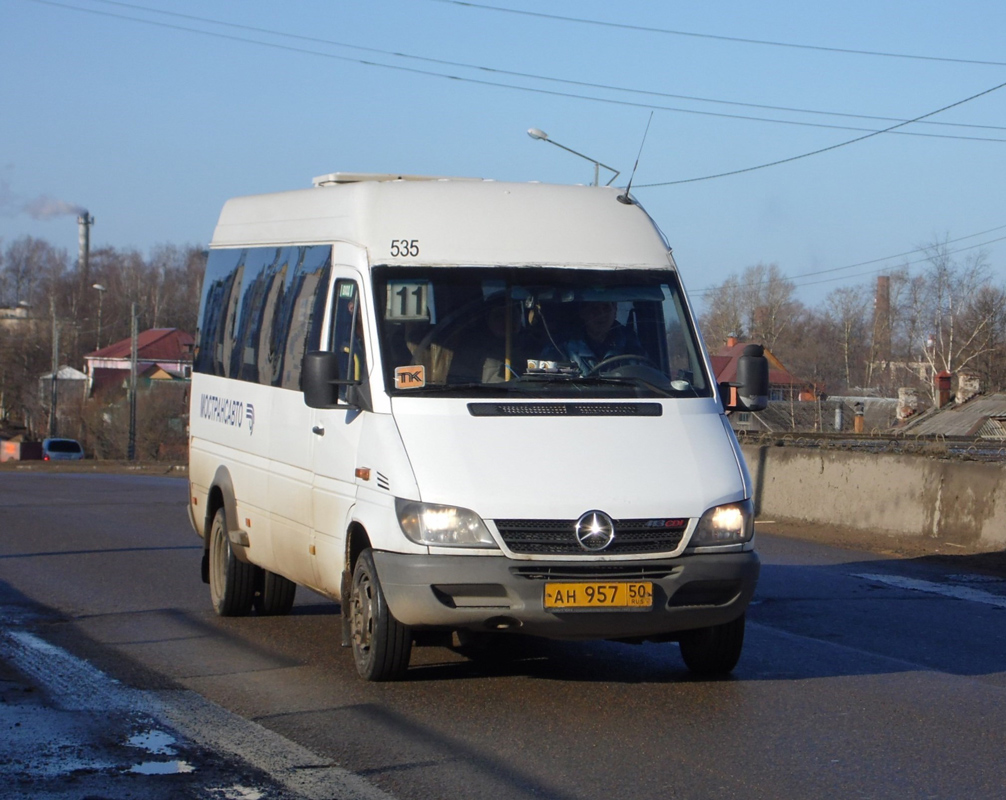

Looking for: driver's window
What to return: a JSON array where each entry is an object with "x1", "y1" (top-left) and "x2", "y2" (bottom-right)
[{"x1": 329, "y1": 280, "x2": 366, "y2": 399}]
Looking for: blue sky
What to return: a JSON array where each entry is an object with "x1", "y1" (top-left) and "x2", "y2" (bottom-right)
[{"x1": 2, "y1": 0, "x2": 1004, "y2": 310}]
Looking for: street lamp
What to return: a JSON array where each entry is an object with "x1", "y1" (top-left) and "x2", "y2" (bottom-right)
[
  {"x1": 527, "y1": 128, "x2": 620, "y2": 186},
  {"x1": 92, "y1": 283, "x2": 106, "y2": 349}
]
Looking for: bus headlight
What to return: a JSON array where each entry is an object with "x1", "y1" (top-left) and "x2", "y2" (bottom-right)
[
  {"x1": 692, "y1": 500, "x2": 754, "y2": 546},
  {"x1": 395, "y1": 499, "x2": 497, "y2": 548}
]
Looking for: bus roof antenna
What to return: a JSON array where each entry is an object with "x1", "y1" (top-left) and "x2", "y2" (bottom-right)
[{"x1": 618, "y1": 112, "x2": 654, "y2": 205}]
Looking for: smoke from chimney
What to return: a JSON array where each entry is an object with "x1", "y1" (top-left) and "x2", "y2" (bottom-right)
[
  {"x1": 0, "y1": 177, "x2": 86, "y2": 220},
  {"x1": 25, "y1": 195, "x2": 88, "y2": 220}
]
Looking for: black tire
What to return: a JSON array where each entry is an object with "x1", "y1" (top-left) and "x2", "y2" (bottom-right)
[
  {"x1": 253, "y1": 568, "x2": 297, "y2": 616},
  {"x1": 208, "y1": 507, "x2": 256, "y2": 617},
  {"x1": 678, "y1": 614, "x2": 746, "y2": 676},
  {"x1": 350, "y1": 549, "x2": 412, "y2": 681}
]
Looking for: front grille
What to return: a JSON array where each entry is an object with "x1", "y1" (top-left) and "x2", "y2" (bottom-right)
[
  {"x1": 468, "y1": 402, "x2": 662, "y2": 417},
  {"x1": 495, "y1": 518, "x2": 688, "y2": 556},
  {"x1": 511, "y1": 564, "x2": 679, "y2": 581}
]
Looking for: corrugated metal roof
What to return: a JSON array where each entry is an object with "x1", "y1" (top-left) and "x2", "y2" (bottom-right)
[{"x1": 900, "y1": 393, "x2": 1006, "y2": 437}]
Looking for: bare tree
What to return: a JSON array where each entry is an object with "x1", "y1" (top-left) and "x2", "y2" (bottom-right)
[
  {"x1": 700, "y1": 263, "x2": 802, "y2": 351},
  {"x1": 914, "y1": 240, "x2": 1002, "y2": 401},
  {"x1": 825, "y1": 285, "x2": 870, "y2": 389},
  {"x1": 1, "y1": 237, "x2": 68, "y2": 308},
  {"x1": 954, "y1": 284, "x2": 1006, "y2": 391},
  {"x1": 699, "y1": 273, "x2": 745, "y2": 349},
  {"x1": 745, "y1": 263, "x2": 802, "y2": 350}
]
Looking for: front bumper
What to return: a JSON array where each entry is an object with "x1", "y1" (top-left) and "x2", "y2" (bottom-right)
[{"x1": 373, "y1": 550, "x2": 759, "y2": 640}]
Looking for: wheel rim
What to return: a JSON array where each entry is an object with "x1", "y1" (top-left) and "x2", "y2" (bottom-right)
[
  {"x1": 210, "y1": 516, "x2": 228, "y2": 604},
  {"x1": 351, "y1": 568, "x2": 376, "y2": 660}
]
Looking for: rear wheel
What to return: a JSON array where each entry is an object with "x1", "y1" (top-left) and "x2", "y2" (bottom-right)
[
  {"x1": 253, "y1": 568, "x2": 297, "y2": 616},
  {"x1": 678, "y1": 614, "x2": 746, "y2": 676},
  {"x1": 208, "y1": 507, "x2": 255, "y2": 617},
  {"x1": 350, "y1": 549, "x2": 412, "y2": 681}
]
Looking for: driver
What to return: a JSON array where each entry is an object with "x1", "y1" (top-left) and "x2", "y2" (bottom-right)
[{"x1": 545, "y1": 300, "x2": 644, "y2": 374}]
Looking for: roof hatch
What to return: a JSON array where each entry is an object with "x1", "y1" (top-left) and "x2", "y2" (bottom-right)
[{"x1": 312, "y1": 172, "x2": 483, "y2": 187}]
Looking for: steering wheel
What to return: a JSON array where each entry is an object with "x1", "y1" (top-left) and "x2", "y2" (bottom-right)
[{"x1": 586, "y1": 353, "x2": 657, "y2": 376}]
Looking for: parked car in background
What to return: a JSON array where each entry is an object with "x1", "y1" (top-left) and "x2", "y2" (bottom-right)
[{"x1": 42, "y1": 438, "x2": 84, "y2": 461}]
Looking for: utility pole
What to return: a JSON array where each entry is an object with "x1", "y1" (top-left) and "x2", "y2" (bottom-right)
[
  {"x1": 49, "y1": 302, "x2": 59, "y2": 438},
  {"x1": 92, "y1": 283, "x2": 107, "y2": 350},
  {"x1": 128, "y1": 302, "x2": 137, "y2": 460}
]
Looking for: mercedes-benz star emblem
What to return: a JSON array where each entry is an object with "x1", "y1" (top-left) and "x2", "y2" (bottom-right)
[{"x1": 574, "y1": 511, "x2": 615, "y2": 552}]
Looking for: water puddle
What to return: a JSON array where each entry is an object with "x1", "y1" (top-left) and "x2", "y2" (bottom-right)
[
  {"x1": 127, "y1": 727, "x2": 195, "y2": 774},
  {"x1": 212, "y1": 787, "x2": 266, "y2": 800},
  {"x1": 128, "y1": 729, "x2": 177, "y2": 755},
  {"x1": 130, "y1": 759, "x2": 195, "y2": 775}
]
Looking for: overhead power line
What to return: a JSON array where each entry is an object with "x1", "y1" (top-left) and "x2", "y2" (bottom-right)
[
  {"x1": 691, "y1": 227, "x2": 1006, "y2": 297},
  {"x1": 639, "y1": 78, "x2": 1006, "y2": 188},
  {"x1": 25, "y1": 0, "x2": 1006, "y2": 198},
  {"x1": 26, "y1": 0, "x2": 1006, "y2": 146},
  {"x1": 787, "y1": 235, "x2": 1006, "y2": 291},
  {"x1": 429, "y1": 0, "x2": 1006, "y2": 68},
  {"x1": 73, "y1": 0, "x2": 1006, "y2": 135}
]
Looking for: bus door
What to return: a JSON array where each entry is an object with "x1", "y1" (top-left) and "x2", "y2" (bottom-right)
[{"x1": 310, "y1": 266, "x2": 368, "y2": 595}]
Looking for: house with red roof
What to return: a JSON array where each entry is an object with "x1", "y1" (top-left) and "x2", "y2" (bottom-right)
[{"x1": 84, "y1": 328, "x2": 194, "y2": 396}]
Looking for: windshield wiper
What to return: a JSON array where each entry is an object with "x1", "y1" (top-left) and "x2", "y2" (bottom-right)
[
  {"x1": 541, "y1": 374, "x2": 682, "y2": 398},
  {"x1": 403, "y1": 382, "x2": 522, "y2": 394}
]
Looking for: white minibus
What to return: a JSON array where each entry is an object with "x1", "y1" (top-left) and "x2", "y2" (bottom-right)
[{"x1": 188, "y1": 173, "x2": 768, "y2": 681}]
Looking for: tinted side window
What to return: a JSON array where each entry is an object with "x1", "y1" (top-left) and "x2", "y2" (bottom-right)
[
  {"x1": 194, "y1": 245, "x2": 332, "y2": 390},
  {"x1": 193, "y1": 249, "x2": 243, "y2": 376},
  {"x1": 282, "y1": 247, "x2": 331, "y2": 391}
]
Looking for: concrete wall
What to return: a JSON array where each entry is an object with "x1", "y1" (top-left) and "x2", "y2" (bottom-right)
[{"x1": 741, "y1": 444, "x2": 1006, "y2": 549}]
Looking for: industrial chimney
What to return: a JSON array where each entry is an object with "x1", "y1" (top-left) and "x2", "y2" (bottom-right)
[{"x1": 77, "y1": 211, "x2": 94, "y2": 286}]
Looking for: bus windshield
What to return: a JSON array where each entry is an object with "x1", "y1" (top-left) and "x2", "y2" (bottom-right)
[{"x1": 373, "y1": 266, "x2": 711, "y2": 399}]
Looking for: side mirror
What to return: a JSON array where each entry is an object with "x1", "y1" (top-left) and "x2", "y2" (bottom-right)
[
  {"x1": 302, "y1": 350, "x2": 364, "y2": 409},
  {"x1": 722, "y1": 344, "x2": 769, "y2": 412},
  {"x1": 734, "y1": 344, "x2": 769, "y2": 411}
]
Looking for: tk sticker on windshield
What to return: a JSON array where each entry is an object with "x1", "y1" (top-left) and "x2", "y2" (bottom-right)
[{"x1": 395, "y1": 365, "x2": 426, "y2": 389}]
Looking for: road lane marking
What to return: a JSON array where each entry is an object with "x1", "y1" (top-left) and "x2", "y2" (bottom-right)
[{"x1": 852, "y1": 573, "x2": 1006, "y2": 609}]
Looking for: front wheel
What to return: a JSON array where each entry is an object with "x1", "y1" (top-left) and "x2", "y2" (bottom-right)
[
  {"x1": 350, "y1": 549, "x2": 412, "y2": 681},
  {"x1": 678, "y1": 614, "x2": 746, "y2": 676},
  {"x1": 208, "y1": 507, "x2": 256, "y2": 617}
]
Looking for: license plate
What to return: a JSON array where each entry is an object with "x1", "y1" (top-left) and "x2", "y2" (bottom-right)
[{"x1": 543, "y1": 582, "x2": 653, "y2": 611}]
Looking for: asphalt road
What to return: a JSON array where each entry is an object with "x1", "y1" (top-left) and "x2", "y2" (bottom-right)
[{"x1": 1, "y1": 472, "x2": 1005, "y2": 799}]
